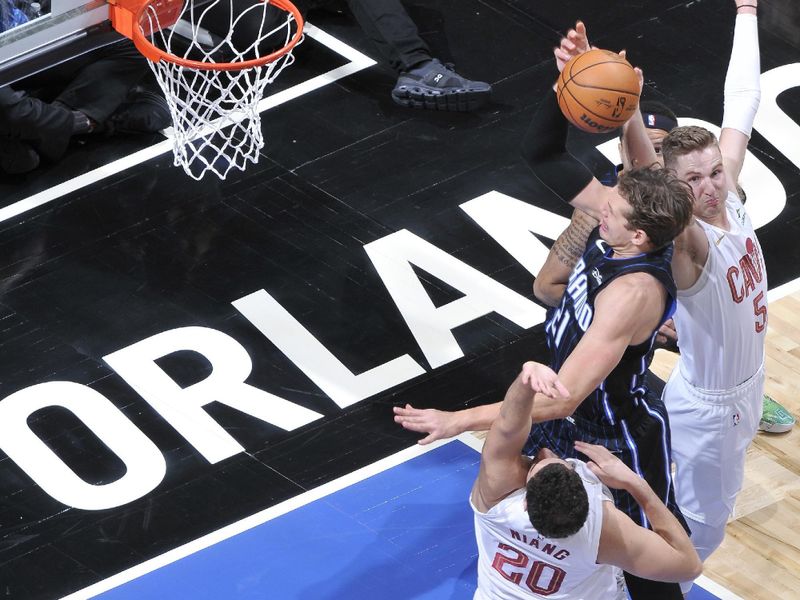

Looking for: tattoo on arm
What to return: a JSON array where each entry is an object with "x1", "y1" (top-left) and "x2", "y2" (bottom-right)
[{"x1": 553, "y1": 212, "x2": 597, "y2": 268}]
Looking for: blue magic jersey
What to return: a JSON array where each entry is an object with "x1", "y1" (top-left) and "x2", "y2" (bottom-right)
[{"x1": 545, "y1": 228, "x2": 676, "y2": 426}]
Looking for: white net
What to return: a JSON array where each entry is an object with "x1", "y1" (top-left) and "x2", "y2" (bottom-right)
[{"x1": 141, "y1": 0, "x2": 302, "y2": 180}]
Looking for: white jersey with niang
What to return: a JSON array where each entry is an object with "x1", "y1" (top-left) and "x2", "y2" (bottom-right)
[
  {"x1": 675, "y1": 190, "x2": 768, "y2": 391},
  {"x1": 472, "y1": 460, "x2": 616, "y2": 600}
]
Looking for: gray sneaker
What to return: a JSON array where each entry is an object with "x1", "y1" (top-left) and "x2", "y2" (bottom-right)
[{"x1": 391, "y1": 59, "x2": 491, "y2": 112}]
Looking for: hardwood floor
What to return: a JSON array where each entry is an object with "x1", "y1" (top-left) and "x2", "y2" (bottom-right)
[
  {"x1": 648, "y1": 289, "x2": 800, "y2": 600},
  {"x1": 469, "y1": 290, "x2": 800, "y2": 599}
]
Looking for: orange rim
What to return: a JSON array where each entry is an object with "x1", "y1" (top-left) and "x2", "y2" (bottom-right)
[{"x1": 110, "y1": 0, "x2": 305, "y2": 70}]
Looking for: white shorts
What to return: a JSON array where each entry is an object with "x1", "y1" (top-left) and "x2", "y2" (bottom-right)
[{"x1": 663, "y1": 363, "x2": 763, "y2": 526}]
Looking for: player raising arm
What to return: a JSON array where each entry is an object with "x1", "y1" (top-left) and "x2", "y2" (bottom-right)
[
  {"x1": 401, "y1": 31, "x2": 697, "y2": 598},
  {"x1": 472, "y1": 363, "x2": 701, "y2": 599}
]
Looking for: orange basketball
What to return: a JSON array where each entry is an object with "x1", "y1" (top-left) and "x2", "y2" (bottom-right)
[{"x1": 556, "y1": 49, "x2": 640, "y2": 134}]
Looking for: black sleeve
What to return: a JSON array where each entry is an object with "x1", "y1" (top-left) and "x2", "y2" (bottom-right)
[
  {"x1": 0, "y1": 87, "x2": 73, "y2": 160},
  {"x1": 520, "y1": 82, "x2": 594, "y2": 204},
  {"x1": 0, "y1": 88, "x2": 69, "y2": 134}
]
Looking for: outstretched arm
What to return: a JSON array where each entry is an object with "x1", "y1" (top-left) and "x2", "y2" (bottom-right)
[
  {"x1": 520, "y1": 88, "x2": 608, "y2": 220},
  {"x1": 393, "y1": 401, "x2": 502, "y2": 445},
  {"x1": 472, "y1": 365, "x2": 568, "y2": 512},
  {"x1": 581, "y1": 441, "x2": 702, "y2": 582},
  {"x1": 527, "y1": 274, "x2": 667, "y2": 422},
  {"x1": 393, "y1": 301, "x2": 631, "y2": 442},
  {"x1": 393, "y1": 361, "x2": 571, "y2": 444},
  {"x1": 396, "y1": 276, "x2": 666, "y2": 441},
  {"x1": 719, "y1": 0, "x2": 760, "y2": 190},
  {"x1": 520, "y1": 21, "x2": 611, "y2": 221},
  {"x1": 619, "y1": 79, "x2": 658, "y2": 171}
]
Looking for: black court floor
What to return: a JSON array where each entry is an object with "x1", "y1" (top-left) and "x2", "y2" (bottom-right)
[{"x1": 1, "y1": 1, "x2": 799, "y2": 598}]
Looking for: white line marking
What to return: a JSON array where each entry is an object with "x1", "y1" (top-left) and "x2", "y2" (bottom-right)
[
  {"x1": 694, "y1": 575, "x2": 746, "y2": 600},
  {"x1": 0, "y1": 142, "x2": 173, "y2": 223},
  {"x1": 6, "y1": 20, "x2": 782, "y2": 600},
  {"x1": 0, "y1": 24, "x2": 376, "y2": 225},
  {"x1": 300, "y1": 22, "x2": 374, "y2": 64},
  {"x1": 61, "y1": 433, "x2": 742, "y2": 600},
  {"x1": 61, "y1": 434, "x2": 475, "y2": 600},
  {"x1": 768, "y1": 276, "x2": 800, "y2": 303}
]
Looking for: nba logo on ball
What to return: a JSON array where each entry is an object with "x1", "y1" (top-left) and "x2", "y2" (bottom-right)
[{"x1": 557, "y1": 49, "x2": 640, "y2": 133}]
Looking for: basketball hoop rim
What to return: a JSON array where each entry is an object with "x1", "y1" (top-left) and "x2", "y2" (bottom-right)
[{"x1": 109, "y1": 0, "x2": 305, "y2": 71}]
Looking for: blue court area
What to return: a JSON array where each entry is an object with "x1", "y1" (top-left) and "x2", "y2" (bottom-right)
[{"x1": 91, "y1": 439, "x2": 726, "y2": 600}]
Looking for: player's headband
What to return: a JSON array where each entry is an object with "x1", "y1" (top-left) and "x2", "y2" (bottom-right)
[{"x1": 642, "y1": 111, "x2": 678, "y2": 132}]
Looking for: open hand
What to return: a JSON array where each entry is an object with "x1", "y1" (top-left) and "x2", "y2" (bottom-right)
[
  {"x1": 393, "y1": 404, "x2": 462, "y2": 445},
  {"x1": 574, "y1": 441, "x2": 638, "y2": 491},
  {"x1": 655, "y1": 318, "x2": 679, "y2": 348},
  {"x1": 520, "y1": 361, "x2": 570, "y2": 399},
  {"x1": 554, "y1": 21, "x2": 591, "y2": 72}
]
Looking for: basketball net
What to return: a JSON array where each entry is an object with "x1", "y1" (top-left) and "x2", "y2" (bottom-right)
[{"x1": 111, "y1": 0, "x2": 304, "y2": 180}]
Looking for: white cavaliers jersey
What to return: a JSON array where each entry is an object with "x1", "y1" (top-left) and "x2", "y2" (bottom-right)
[
  {"x1": 472, "y1": 460, "x2": 616, "y2": 600},
  {"x1": 675, "y1": 190, "x2": 767, "y2": 390}
]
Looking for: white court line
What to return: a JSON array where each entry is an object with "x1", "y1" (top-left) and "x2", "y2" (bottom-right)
[
  {"x1": 694, "y1": 575, "x2": 745, "y2": 600},
  {"x1": 61, "y1": 432, "x2": 744, "y2": 600},
  {"x1": 0, "y1": 23, "x2": 376, "y2": 225},
  {"x1": 6, "y1": 22, "x2": 790, "y2": 598},
  {"x1": 768, "y1": 276, "x2": 800, "y2": 303},
  {"x1": 61, "y1": 433, "x2": 476, "y2": 600}
]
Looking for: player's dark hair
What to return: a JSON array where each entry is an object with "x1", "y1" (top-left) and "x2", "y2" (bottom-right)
[
  {"x1": 661, "y1": 125, "x2": 718, "y2": 169},
  {"x1": 617, "y1": 165, "x2": 694, "y2": 249},
  {"x1": 525, "y1": 463, "x2": 589, "y2": 539}
]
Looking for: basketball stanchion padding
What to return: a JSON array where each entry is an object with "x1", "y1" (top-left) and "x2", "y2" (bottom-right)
[
  {"x1": 110, "y1": 0, "x2": 304, "y2": 180},
  {"x1": 556, "y1": 49, "x2": 640, "y2": 134}
]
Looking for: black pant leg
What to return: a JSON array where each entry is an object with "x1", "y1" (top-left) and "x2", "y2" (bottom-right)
[
  {"x1": 55, "y1": 40, "x2": 148, "y2": 124},
  {"x1": 624, "y1": 573, "x2": 684, "y2": 600},
  {"x1": 645, "y1": 369, "x2": 666, "y2": 398},
  {"x1": 621, "y1": 399, "x2": 689, "y2": 600},
  {"x1": 344, "y1": 0, "x2": 431, "y2": 73}
]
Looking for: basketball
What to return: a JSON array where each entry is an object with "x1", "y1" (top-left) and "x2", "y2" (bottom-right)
[{"x1": 557, "y1": 49, "x2": 640, "y2": 134}]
